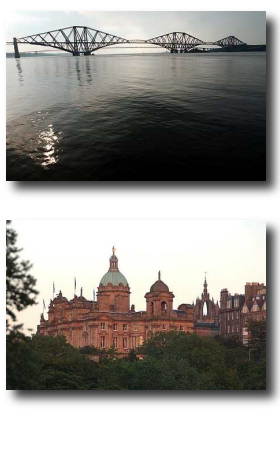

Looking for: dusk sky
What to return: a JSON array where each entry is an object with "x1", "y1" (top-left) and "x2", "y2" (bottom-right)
[
  {"x1": 11, "y1": 220, "x2": 266, "y2": 334},
  {"x1": 6, "y1": 11, "x2": 266, "y2": 53}
]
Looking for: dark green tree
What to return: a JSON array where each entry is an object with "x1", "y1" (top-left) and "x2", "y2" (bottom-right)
[
  {"x1": 246, "y1": 319, "x2": 266, "y2": 360},
  {"x1": 6, "y1": 221, "x2": 38, "y2": 331}
]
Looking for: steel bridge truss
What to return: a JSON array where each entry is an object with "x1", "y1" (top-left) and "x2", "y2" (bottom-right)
[
  {"x1": 15, "y1": 26, "x2": 246, "y2": 55},
  {"x1": 17, "y1": 26, "x2": 128, "y2": 55}
]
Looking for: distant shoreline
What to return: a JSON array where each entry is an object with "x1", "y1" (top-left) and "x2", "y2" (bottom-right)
[{"x1": 6, "y1": 47, "x2": 266, "y2": 58}]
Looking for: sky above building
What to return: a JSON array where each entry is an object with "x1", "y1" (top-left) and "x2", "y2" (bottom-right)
[
  {"x1": 6, "y1": 11, "x2": 266, "y2": 54},
  {"x1": 11, "y1": 220, "x2": 266, "y2": 334}
]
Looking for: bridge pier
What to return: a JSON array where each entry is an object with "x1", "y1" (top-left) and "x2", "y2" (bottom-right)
[
  {"x1": 72, "y1": 51, "x2": 80, "y2": 56},
  {"x1": 84, "y1": 51, "x2": 91, "y2": 56},
  {"x1": 13, "y1": 38, "x2": 20, "y2": 58}
]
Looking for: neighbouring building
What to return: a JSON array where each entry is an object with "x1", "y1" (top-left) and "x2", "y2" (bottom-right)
[
  {"x1": 241, "y1": 283, "x2": 266, "y2": 344},
  {"x1": 219, "y1": 282, "x2": 266, "y2": 343}
]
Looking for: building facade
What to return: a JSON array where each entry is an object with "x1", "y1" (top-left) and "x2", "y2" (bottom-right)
[
  {"x1": 241, "y1": 284, "x2": 266, "y2": 344},
  {"x1": 38, "y1": 249, "x2": 264, "y2": 350},
  {"x1": 38, "y1": 249, "x2": 195, "y2": 353},
  {"x1": 193, "y1": 275, "x2": 219, "y2": 336},
  {"x1": 219, "y1": 282, "x2": 266, "y2": 343}
]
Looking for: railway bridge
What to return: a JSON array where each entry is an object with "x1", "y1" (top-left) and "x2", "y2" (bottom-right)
[{"x1": 9, "y1": 26, "x2": 247, "y2": 57}]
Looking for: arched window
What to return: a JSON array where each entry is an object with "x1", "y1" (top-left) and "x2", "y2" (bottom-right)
[
  {"x1": 151, "y1": 302, "x2": 154, "y2": 315},
  {"x1": 161, "y1": 301, "x2": 167, "y2": 314},
  {"x1": 203, "y1": 301, "x2": 208, "y2": 316}
]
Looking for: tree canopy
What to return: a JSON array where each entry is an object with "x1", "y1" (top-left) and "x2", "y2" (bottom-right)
[{"x1": 6, "y1": 221, "x2": 38, "y2": 332}]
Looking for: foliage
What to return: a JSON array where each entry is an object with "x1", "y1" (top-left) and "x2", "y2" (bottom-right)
[
  {"x1": 6, "y1": 329, "x2": 266, "y2": 391},
  {"x1": 6, "y1": 221, "x2": 38, "y2": 331},
  {"x1": 6, "y1": 335, "x2": 99, "y2": 390},
  {"x1": 246, "y1": 318, "x2": 266, "y2": 360}
]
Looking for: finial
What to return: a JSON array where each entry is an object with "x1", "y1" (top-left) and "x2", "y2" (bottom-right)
[
  {"x1": 158, "y1": 270, "x2": 161, "y2": 280},
  {"x1": 80, "y1": 287, "x2": 83, "y2": 296},
  {"x1": 112, "y1": 246, "x2": 116, "y2": 255}
]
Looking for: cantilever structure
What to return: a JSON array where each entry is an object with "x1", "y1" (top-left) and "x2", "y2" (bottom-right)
[{"x1": 13, "y1": 26, "x2": 246, "y2": 57}]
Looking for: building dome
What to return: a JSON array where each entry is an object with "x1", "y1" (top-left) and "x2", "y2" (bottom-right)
[
  {"x1": 99, "y1": 247, "x2": 129, "y2": 287},
  {"x1": 150, "y1": 272, "x2": 169, "y2": 293},
  {"x1": 100, "y1": 270, "x2": 128, "y2": 287},
  {"x1": 150, "y1": 279, "x2": 169, "y2": 293}
]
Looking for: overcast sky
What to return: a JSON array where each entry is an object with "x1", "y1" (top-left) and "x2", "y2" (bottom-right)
[
  {"x1": 6, "y1": 11, "x2": 266, "y2": 54},
  {"x1": 11, "y1": 220, "x2": 266, "y2": 334}
]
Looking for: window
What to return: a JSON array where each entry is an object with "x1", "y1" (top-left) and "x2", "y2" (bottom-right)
[
  {"x1": 180, "y1": 325, "x2": 184, "y2": 331},
  {"x1": 227, "y1": 326, "x2": 230, "y2": 334},
  {"x1": 101, "y1": 322, "x2": 105, "y2": 330},
  {"x1": 232, "y1": 325, "x2": 235, "y2": 333},
  {"x1": 236, "y1": 312, "x2": 239, "y2": 320},
  {"x1": 101, "y1": 336, "x2": 105, "y2": 348},
  {"x1": 227, "y1": 300, "x2": 231, "y2": 309},
  {"x1": 113, "y1": 323, "x2": 117, "y2": 331},
  {"x1": 123, "y1": 324, "x2": 127, "y2": 331},
  {"x1": 113, "y1": 337, "x2": 118, "y2": 348},
  {"x1": 227, "y1": 313, "x2": 230, "y2": 321},
  {"x1": 123, "y1": 337, "x2": 128, "y2": 349},
  {"x1": 162, "y1": 324, "x2": 166, "y2": 330},
  {"x1": 232, "y1": 313, "x2": 234, "y2": 320},
  {"x1": 237, "y1": 325, "x2": 239, "y2": 333},
  {"x1": 134, "y1": 324, "x2": 138, "y2": 331},
  {"x1": 161, "y1": 301, "x2": 167, "y2": 314},
  {"x1": 234, "y1": 299, "x2": 239, "y2": 308}
]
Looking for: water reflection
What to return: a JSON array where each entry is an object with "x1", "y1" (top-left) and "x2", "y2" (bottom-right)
[
  {"x1": 16, "y1": 59, "x2": 23, "y2": 85},
  {"x1": 35, "y1": 123, "x2": 62, "y2": 167},
  {"x1": 85, "y1": 57, "x2": 92, "y2": 83},
  {"x1": 75, "y1": 58, "x2": 81, "y2": 84}
]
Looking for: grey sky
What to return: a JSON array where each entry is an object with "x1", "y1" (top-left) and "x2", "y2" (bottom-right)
[{"x1": 6, "y1": 11, "x2": 266, "y2": 53}]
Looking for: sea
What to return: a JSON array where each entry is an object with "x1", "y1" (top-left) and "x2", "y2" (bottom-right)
[{"x1": 6, "y1": 52, "x2": 266, "y2": 181}]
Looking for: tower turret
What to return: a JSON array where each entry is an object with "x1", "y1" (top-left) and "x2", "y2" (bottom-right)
[
  {"x1": 145, "y1": 271, "x2": 174, "y2": 317},
  {"x1": 97, "y1": 247, "x2": 130, "y2": 312}
]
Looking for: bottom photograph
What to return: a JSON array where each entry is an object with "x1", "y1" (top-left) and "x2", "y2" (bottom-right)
[{"x1": 6, "y1": 220, "x2": 266, "y2": 390}]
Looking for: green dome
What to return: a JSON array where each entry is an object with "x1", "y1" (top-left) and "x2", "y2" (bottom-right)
[{"x1": 100, "y1": 271, "x2": 128, "y2": 287}]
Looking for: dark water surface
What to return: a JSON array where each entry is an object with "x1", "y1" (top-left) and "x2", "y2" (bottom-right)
[{"x1": 6, "y1": 53, "x2": 266, "y2": 181}]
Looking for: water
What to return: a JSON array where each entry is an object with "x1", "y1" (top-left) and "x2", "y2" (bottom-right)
[{"x1": 6, "y1": 53, "x2": 266, "y2": 181}]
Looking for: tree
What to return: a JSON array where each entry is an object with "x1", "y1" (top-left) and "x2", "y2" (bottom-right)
[
  {"x1": 246, "y1": 319, "x2": 266, "y2": 361},
  {"x1": 6, "y1": 221, "x2": 38, "y2": 331}
]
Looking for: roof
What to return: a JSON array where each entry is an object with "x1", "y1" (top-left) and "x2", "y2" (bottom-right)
[
  {"x1": 100, "y1": 270, "x2": 128, "y2": 287},
  {"x1": 150, "y1": 279, "x2": 169, "y2": 293}
]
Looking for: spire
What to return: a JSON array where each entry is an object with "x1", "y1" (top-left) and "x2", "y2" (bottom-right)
[
  {"x1": 109, "y1": 247, "x2": 119, "y2": 271},
  {"x1": 158, "y1": 270, "x2": 161, "y2": 280},
  {"x1": 203, "y1": 272, "x2": 207, "y2": 294},
  {"x1": 202, "y1": 272, "x2": 209, "y2": 299}
]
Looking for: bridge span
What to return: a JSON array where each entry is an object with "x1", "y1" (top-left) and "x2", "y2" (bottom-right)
[{"x1": 10, "y1": 26, "x2": 247, "y2": 57}]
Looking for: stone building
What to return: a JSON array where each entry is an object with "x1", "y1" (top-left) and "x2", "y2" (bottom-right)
[
  {"x1": 38, "y1": 249, "x2": 194, "y2": 353},
  {"x1": 219, "y1": 282, "x2": 266, "y2": 343},
  {"x1": 241, "y1": 283, "x2": 266, "y2": 344},
  {"x1": 193, "y1": 275, "x2": 219, "y2": 336},
  {"x1": 219, "y1": 289, "x2": 244, "y2": 338}
]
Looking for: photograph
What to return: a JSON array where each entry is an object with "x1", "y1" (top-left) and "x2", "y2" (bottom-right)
[
  {"x1": 6, "y1": 11, "x2": 266, "y2": 181},
  {"x1": 6, "y1": 220, "x2": 266, "y2": 390}
]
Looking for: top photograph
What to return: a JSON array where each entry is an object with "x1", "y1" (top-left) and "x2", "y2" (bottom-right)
[{"x1": 6, "y1": 11, "x2": 266, "y2": 182}]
